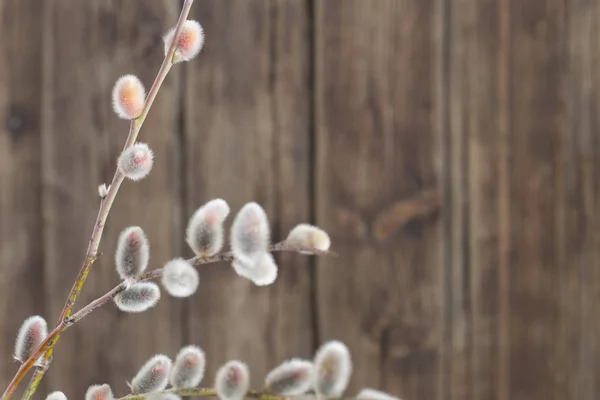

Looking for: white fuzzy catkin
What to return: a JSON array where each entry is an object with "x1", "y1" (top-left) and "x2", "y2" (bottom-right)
[
  {"x1": 264, "y1": 359, "x2": 313, "y2": 395},
  {"x1": 98, "y1": 183, "x2": 108, "y2": 198},
  {"x1": 312, "y1": 340, "x2": 352, "y2": 397},
  {"x1": 117, "y1": 142, "x2": 154, "y2": 181},
  {"x1": 169, "y1": 345, "x2": 206, "y2": 389},
  {"x1": 186, "y1": 199, "x2": 230, "y2": 257},
  {"x1": 356, "y1": 388, "x2": 401, "y2": 400},
  {"x1": 85, "y1": 384, "x2": 114, "y2": 400},
  {"x1": 14, "y1": 315, "x2": 48, "y2": 366},
  {"x1": 114, "y1": 282, "x2": 160, "y2": 313},
  {"x1": 231, "y1": 252, "x2": 277, "y2": 286},
  {"x1": 115, "y1": 226, "x2": 150, "y2": 281},
  {"x1": 230, "y1": 202, "x2": 270, "y2": 262},
  {"x1": 286, "y1": 224, "x2": 331, "y2": 253},
  {"x1": 215, "y1": 360, "x2": 250, "y2": 400},
  {"x1": 161, "y1": 258, "x2": 200, "y2": 298},
  {"x1": 45, "y1": 391, "x2": 67, "y2": 400},
  {"x1": 163, "y1": 20, "x2": 205, "y2": 62},
  {"x1": 130, "y1": 354, "x2": 172, "y2": 394},
  {"x1": 112, "y1": 74, "x2": 145, "y2": 120}
]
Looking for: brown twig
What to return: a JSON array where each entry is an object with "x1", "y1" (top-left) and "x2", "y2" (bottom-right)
[
  {"x1": 117, "y1": 387, "x2": 353, "y2": 400},
  {"x1": 1, "y1": 2, "x2": 196, "y2": 400}
]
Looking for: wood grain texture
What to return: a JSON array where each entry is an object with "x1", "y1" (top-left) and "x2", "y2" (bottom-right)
[
  {"x1": 0, "y1": 0, "x2": 44, "y2": 395},
  {"x1": 183, "y1": 0, "x2": 313, "y2": 384},
  {"x1": 41, "y1": 1, "x2": 183, "y2": 397},
  {"x1": 315, "y1": 1, "x2": 443, "y2": 398}
]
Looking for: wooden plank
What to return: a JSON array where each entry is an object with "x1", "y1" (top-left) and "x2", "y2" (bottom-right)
[
  {"x1": 0, "y1": 0, "x2": 44, "y2": 394},
  {"x1": 315, "y1": 1, "x2": 443, "y2": 397},
  {"x1": 183, "y1": 0, "x2": 313, "y2": 384},
  {"x1": 41, "y1": 1, "x2": 183, "y2": 397}
]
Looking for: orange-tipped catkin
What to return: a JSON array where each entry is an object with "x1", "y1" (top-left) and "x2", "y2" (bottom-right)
[
  {"x1": 286, "y1": 224, "x2": 331, "y2": 253},
  {"x1": 85, "y1": 384, "x2": 114, "y2": 400},
  {"x1": 215, "y1": 360, "x2": 250, "y2": 400},
  {"x1": 14, "y1": 315, "x2": 48, "y2": 367},
  {"x1": 112, "y1": 74, "x2": 145, "y2": 119},
  {"x1": 115, "y1": 226, "x2": 150, "y2": 281},
  {"x1": 163, "y1": 20, "x2": 205, "y2": 63},
  {"x1": 130, "y1": 354, "x2": 172, "y2": 394},
  {"x1": 265, "y1": 359, "x2": 313, "y2": 396},
  {"x1": 231, "y1": 252, "x2": 278, "y2": 286},
  {"x1": 311, "y1": 340, "x2": 352, "y2": 397},
  {"x1": 117, "y1": 142, "x2": 154, "y2": 181},
  {"x1": 357, "y1": 388, "x2": 401, "y2": 400},
  {"x1": 169, "y1": 345, "x2": 206, "y2": 389},
  {"x1": 230, "y1": 202, "x2": 270, "y2": 262},
  {"x1": 45, "y1": 391, "x2": 67, "y2": 400},
  {"x1": 186, "y1": 199, "x2": 230, "y2": 257},
  {"x1": 114, "y1": 282, "x2": 161, "y2": 313},
  {"x1": 161, "y1": 258, "x2": 199, "y2": 298}
]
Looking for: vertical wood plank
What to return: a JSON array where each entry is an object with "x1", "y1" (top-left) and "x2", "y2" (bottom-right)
[
  {"x1": 41, "y1": 1, "x2": 183, "y2": 397},
  {"x1": 315, "y1": 1, "x2": 443, "y2": 397},
  {"x1": 0, "y1": 0, "x2": 44, "y2": 394},
  {"x1": 184, "y1": 0, "x2": 313, "y2": 383}
]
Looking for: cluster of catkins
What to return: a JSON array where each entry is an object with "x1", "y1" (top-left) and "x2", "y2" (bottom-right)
[{"x1": 43, "y1": 340, "x2": 399, "y2": 400}]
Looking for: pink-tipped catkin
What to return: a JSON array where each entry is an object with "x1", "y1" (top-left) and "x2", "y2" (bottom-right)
[
  {"x1": 169, "y1": 345, "x2": 206, "y2": 389},
  {"x1": 112, "y1": 74, "x2": 145, "y2": 119},
  {"x1": 114, "y1": 282, "x2": 161, "y2": 313},
  {"x1": 14, "y1": 315, "x2": 48, "y2": 367},
  {"x1": 161, "y1": 258, "x2": 199, "y2": 298},
  {"x1": 286, "y1": 224, "x2": 331, "y2": 253},
  {"x1": 163, "y1": 20, "x2": 205, "y2": 63},
  {"x1": 115, "y1": 226, "x2": 150, "y2": 281},
  {"x1": 186, "y1": 199, "x2": 230, "y2": 257},
  {"x1": 232, "y1": 252, "x2": 277, "y2": 286},
  {"x1": 117, "y1": 142, "x2": 154, "y2": 181},
  {"x1": 215, "y1": 360, "x2": 250, "y2": 400},
  {"x1": 357, "y1": 388, "x2": 401, "y2": 400},
  {"x1": 130, "y1": 354, "x2": 172, "y2": 394},
  {"x1": 85, "y1": 384, "x2": 114, "y2": 400},
  {"x1": 230, "y1": 202, "x2": 270, "y2": 262},
  {"x1": 45, "y1": 391, "x2": 67, "y2": 400},
  {"x1": 265, "y1": 359, "x2": 313, "y2": 395},
  {"x1": 312, "y1": 340, "x2": 352, "y2": 397}
]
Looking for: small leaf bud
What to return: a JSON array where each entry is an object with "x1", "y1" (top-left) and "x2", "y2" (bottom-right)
[
  {"x1": 286, "y1": 224, "x2": 331, "y2": 253},
  {"x1": 45, "y1": 391, "x2": 67, "y2": 400},
  {"x1": 14, "y1": 315, "x2": 48, "y2": 367},
  {"x1": 85, "y1": 384, "x2": 114, "y2": 400},
  {"x1": 357, "y1": 388, "x2": 401, "y2": 400},
  {"x1": 312, "y1": 340, "x2": 352, "y2": 397},
  {"x1": 114, "y1": 282, "x2": 160, "y2": 313},
  {"x1": 230, "y1": 202, "x2": 270, "y2": 262},
  {"x1": 98, "y1": 184, "x2": 109, "y2": 198},
  {"x1": 130, "y1": 354, "x2": 172, "y2": 394},
  {"x1": 112, "y1": 74, "x2": 145, "y2": 120},
  {"x1": 117, "y1": 142, "x2": 154, "y2": 181},
  {"x1": 265, "y1": 359, "x2": 313, "y2": 395},
  {"x1": 215, "y1": 360, "x2": 250, "y2": 400},
  {"x1": 232, "y1": 252, "x2": 277, "y2": 286},
  {"x1": 163, "y1": 20, "x2": 205, "y2": 63},
  {"x1": 169, "y1": 345, "x2": 206, "y2": 389},
  {"x1": 186, "y1": 199, "x2": 230, "y2": 257},
  {"x1": 161, "y1": 258, "x2": 199, "y2": 298},
  {"x1": 115, "y1": 226, "x2": 150, "y2": 281}
]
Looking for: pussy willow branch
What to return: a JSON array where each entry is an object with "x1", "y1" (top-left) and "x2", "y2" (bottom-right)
[
  {"x1": 1, "y1": 2, "x2": 196, "y2": 400},
  {"x1": 118, "y1": 387, "x2": 349, "y2": 400}
]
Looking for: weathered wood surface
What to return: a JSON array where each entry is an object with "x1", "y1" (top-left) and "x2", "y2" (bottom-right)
[{"x1": 0, "y1": 1, "x2": 599, "y2": 399}]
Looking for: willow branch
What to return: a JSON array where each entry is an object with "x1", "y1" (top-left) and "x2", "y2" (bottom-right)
[{"x1": 117, "y1": 387, "x2": 351, "y2": 400}]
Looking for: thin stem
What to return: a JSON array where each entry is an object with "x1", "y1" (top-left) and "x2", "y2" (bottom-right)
[
  {"x1": 118, "y1": 388, "x2": 350, "y2": 400},
  {"x1": 2, "y1": 3, "x2": 196, "y2": 400}
]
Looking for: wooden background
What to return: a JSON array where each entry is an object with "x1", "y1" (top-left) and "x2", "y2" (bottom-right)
[{"x1": 0, "y1": 0, "x2": 599, "y2": 399}]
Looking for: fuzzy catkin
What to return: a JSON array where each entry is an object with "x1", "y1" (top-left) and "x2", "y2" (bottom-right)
[
  {"x1": 286, "y1": 223, "x2": 331, "y2": 252},
  {"x1": 185, "y1": 199, "x2": 230, "y2": 257},
  {"x1": 230, "y1": 202, "x2": 270, "y2": 262},
  {"x1": 231, "y1": 252, "x2": 277, "y2": 286},
  {"x1": 264, "y1": 359, "x2": 313, "y2": 395},
  {"x1": 169, "y1": 345, "x2": 206, "y2": 389},
  {"x1": 356, "y1": 388, "x2": 401, "y2": 400},
  {"x1": 115, "y1": 226, "x2": 150, "y2": 281},
  {"x1": 311, "y1": 340, "x2": 352, "y2": 397},
  {"x1": 130, "y1": 354, "x2": 172, "y2": 394},
  {"x1": 112, "y1": 75, "x2": 145, "y2": 120},
  {"x1": 14, "y1": 315, "x2": 48, "y2": 367},
  {"x1": 117, "y1": 143, "x2": 154, "y2": 181},
  {"x1": 161, "y1": 258, "x2": 199, "y2": 298},
  {"x1": 45, "y1": 391, "x2": 67, "y2": 400},
  {"x1": 85, "y1": 384, "x2": 114, "y2": 400},
  {"x1": 214, "y1": 360, "x2": 250, "y2": 400},
  {"x1": 114, "y1": 282, "x2": 160, "y2": 313},
  {"x1": 163, "y1": 20, "x2": 205, "y2": 62}
]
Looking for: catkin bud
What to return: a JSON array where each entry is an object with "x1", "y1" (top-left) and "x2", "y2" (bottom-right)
[
  {"x1": 232, "y1": 252, "x2": 277, "y2": 286},
  {"x1": 114, "y1": 282, "x2": 161, "y2": 313},
  {"x1": 85, "y1": 384, "x2": 114, "y2": 400},
  {"x1": 45, "y1": 391, "x2": 67, "y2": 400},
  {"x1": 112, "y1": 74, "x2": 145, "y2": 119},
  {"x1": 14, "y1": 315, "x2": 48, "y2": 366},
  {"x1": 169, "y1": 345, "x2": 206, "y2": 389},
  {"x1": 163, "y1": 20, "x2": 205, "y2": 63},
  {"x1": 115, "y1": 226, "x2": 150, "y2": 281},
  {"x1": 186, "y1": 199, "x2": 230, "y2": 257},
  {"x1": 117, "y1": 142, "x2": 154, "y2": 181},
  {"x1": 215, "y1": 360, "x2": 250, "y2": 400},
  {"x1": 312, "y1": 340, "x2": 352, "y2": 397},
  {"x1": 230, "y1": 202, "x2": 270, "y2": 262},
  {"x1": 98, "y1": 184, "x2": 109, "y2": 198},
  {"x1": 130, "y1": 354, "x2": 172, "y2": 394},
  {"x1": 265, "y1": 359, "x2": 313, "y2": 395},
  {"x1": 357, "y1": 388, "x2": 401, "y2": 400},
  {"x1": 161, "y1": 258, "x2": 199, "y2": 298},
  {"x1": 286, "y1": 224, "x2": 331, "y2": 253}
]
